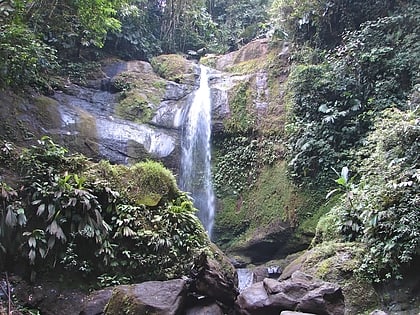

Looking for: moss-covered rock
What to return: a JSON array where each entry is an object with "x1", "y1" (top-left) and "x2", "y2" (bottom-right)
[
  {"x1": 151, "y1": 54, "x2": 198, "y2": 85},
  {"x1": 192, "y1": 243, "x2": 239, "y2": 307},
  {"x1": 214, "y1": 161, "x2": 332, "y2": 263},
  {"x1": 86, "y1": 159, "x2": 179, "y2": 207},
  {"x1": 280, "y1": 242, "x2": 380, "y2": 315},
  {"x1": 104, "y1": 279, "x2": 187, "y2": 315},
  {"x1": 112, "y1": 61, "x2": 166, "y2": 124}
]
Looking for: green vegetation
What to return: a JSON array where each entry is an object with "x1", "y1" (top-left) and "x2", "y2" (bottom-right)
[
  {"x1": 0, "y1": 137, "x2": 208, "y2": 283},
  {"x1": 211, "y1": 0, "x2": 419, "y2": 286},
  {"x1": 0, "y1": 0, "x2": 272, "y2": 91},
  {"x1": 214, "y1": 160, "x2": 332, "y2": 251},
  {"x1": 0, "y1": 24, "x2": 57, "y2": 90},
  {"x1": 285, "y1": 3, "x2": 419, "y2": 188},
  {"x1": 213, "y1": 135, "x2": 282, "y2": 196},
  {"x1": 269, "y1": 0, "x2": 398, "y2": 48},
  {"x1": 223, "y1": 81, "x2": 256, "y2": 133},
  {"x1": 276, "y1": 1, "x2": 419, "y2": 282},
  {"x1": 327, "y1": 107, "x2": 419, "y2": 282}
]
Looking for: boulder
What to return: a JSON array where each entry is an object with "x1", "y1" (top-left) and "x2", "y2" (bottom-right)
[
  {"x1": 235, "y1": 271, "x2": 344, "y2": 315},
  {"x1": 185, "y1": 303, "x2": 224, "y2": 315},
  {"x1": 104, "y1": 279, "x2": 186, "y2": 315},
  {"x1": 12, "y1": 276, "x2": 87, "y2": 315},
  {"x1": 280, "y1": 242, "x2": 381, "y2": 315},
  {"x1": 215, "y1": 39, "x2": 270, "y2": 71},
  {"x1": 191, "y1": 245, "x2": 239, "y2": 307},
  {"x1": 79, "y1": 288, "x2": 113, "y2": 315},
  {"x1": 280, "y1": 312, "x2": 316, "y2": 315}
]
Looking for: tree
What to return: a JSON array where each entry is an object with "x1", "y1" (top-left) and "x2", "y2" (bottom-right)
[
  {"x1": 11, "y1": 0, "x2": 129, "y2": 57},
  {"x1": 269, "y1": 0, "x2": 398, "y2": 48}
]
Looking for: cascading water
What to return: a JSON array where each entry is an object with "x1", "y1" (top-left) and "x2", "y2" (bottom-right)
[{"x1": 179, "y1": 65, "x2": 215, "y2": 238}]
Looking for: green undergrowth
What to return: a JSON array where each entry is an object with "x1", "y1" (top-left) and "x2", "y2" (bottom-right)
[{"x1": 0, "y1": 137, "x2": 209, "y2": 284}]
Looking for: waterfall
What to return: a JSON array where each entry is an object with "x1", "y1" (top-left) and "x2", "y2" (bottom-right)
[
  {"x1": 179, "y1": 65, "x2": 215, "y2": 238},
  {"x1": 237, "y1": 268, "x2": 255, "y2": 292}
]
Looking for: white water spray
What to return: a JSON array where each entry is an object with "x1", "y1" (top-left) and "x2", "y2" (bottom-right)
[{"x1": 179, "y1": 65, "x2": 215, "y2": 238}]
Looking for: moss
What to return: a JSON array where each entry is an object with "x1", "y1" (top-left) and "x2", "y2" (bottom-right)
[
  {"x1": 151, "y1": 54, "x2": 196, "y2": 85},
  {"x1": 227, "y1": 58, "x2": 264, "y2": 75},
  {"x1": 113, "y1": 70, "x2": 166, "y2": 124},
  {"x1": 215, "y1": 161, "x2": 320, "y2": 251},
  {"x1": 116, "y1": 93, "x2": 153, "y2": 123},
  {"x1": 86, "y1": 160, "x2": 179, "y2": 207},
  {"x1": 105, "y1": 286, "x2": 150, "y2": 315},
  {"x1": 224, "y1": 80, "x2": 255, "y2": 133},
  {"x1": 200, "y1": 54, "x2": 217, "y2": 68}
]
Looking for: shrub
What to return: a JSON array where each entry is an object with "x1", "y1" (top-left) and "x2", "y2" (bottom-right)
[
  {"x1": 0, "y1": 24, "x2": 57, "y2": 90},
  {"x1": 285, "y1": 5, "x2": 419, "y2": 187},
  {"x1": 1, "y1": 138, "x2": 209, "y2": 282},
  {"x1": 333, "y1": 106, "x2": 419, "y2": 281}
]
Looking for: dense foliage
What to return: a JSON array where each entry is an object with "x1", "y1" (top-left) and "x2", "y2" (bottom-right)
[
  {"x1": 269, "y1": 0, "x2": 400, "y2": 48},
  {"x1": 0, "y1": 0, "x2": 272, "y2": 90},
  {"x1": 285, "y1": 3, "x2": 419, "y2": 187},
  {"x1": 278, "y1": 0, "x2": 419, "y2": 282},
  {"x1": 213, "y1": 136, "x2": 281, "y2": 196},
  {"x1": 331, "y1": 107, "x2": 419, "y2": 282},
  {"x1": 0, "y1": 137, "x2": 208, "y2": 282}
]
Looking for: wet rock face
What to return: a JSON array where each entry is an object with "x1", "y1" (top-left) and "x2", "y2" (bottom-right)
[
  {"x1": 235, "y1": 271, "x2": 345, "y2": 315},
  {"x1": 52, "y1": 85, "x2": 180, "y2": 166},
  {"x1": 215, "y1": 39, "x2": 270, "y2": 72}
]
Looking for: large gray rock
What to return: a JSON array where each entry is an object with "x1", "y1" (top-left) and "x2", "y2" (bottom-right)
[
  {"x1": 80, "y1": 288, "x2": 113, "y2": 315},
  {"x1": 185, "y1": 303, "x2": 224, "y2": 315},
  {"x1": 235, "y1": 271, "x2": 344, "y2": 315},
  {"x1": 280, "y1": 312, "x2": 316, "y2": 315},
  {"x1": 192, "y1": 245, "x2": 239, "y2": 307},
  {"x1": 104, "y1": 279, "x2": 187, "y2": 315}
]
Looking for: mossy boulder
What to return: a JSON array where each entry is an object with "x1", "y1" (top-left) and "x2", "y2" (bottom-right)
[
  {"x1": 104, "y1": 279, "x2": 187, "y2": 315},
  {"x1": 0, "y1": 91, "x2": 61, "y2": 144},
  {"x1": 111, "y1": 61, "x2": 166, "y2": 124},
  {"x1": 192, "y1": 243, "x2": 239, "y2": 307},
  {"x1": 280, "y1": 241, "x2": 380, "y2": 315},
  {"x1": 86, "y1": 159, "x2": 179, "y2": 207},
  {"x1": 151, "y1": 54, "x2": 198, "y2": 85}
]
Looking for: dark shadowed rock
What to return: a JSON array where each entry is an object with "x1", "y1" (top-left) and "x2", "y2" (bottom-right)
[
  {"x1": 235, "y1": 271, "x2": 344, "y2": 315},
  {"x1": 12, "y1": 276, "x2": 87, "y2": 315},
  {"x1": 104, "y1": 279, "x2": 186, "y2": 315},
  {"x1": 192, "y1": 245, "x2": 239, "y2": 307},
  {"x1": 79, "y1": 288, "x2": 113, "y2": 315},
  {"x1": 185, "y1": 303, "x2": 224, "y2": 315},
  {"x1": 280, "y1": 312, "x2": 316, "y2": 315}
]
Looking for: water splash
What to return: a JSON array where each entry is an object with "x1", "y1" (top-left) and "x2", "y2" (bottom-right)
[{"x1": 179, "y1": 65, "x2": 215, "y2": 238}]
